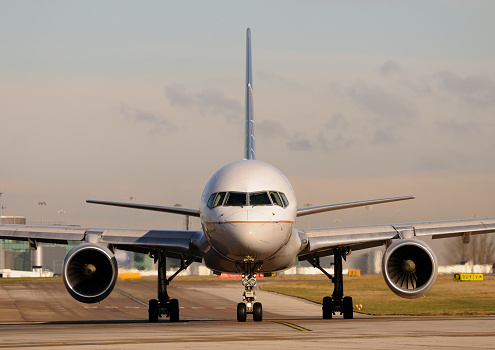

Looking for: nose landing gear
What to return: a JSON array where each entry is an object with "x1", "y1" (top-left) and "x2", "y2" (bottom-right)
[{"x1": 236, "y1": 259, "x2": 263, "y2": 322}]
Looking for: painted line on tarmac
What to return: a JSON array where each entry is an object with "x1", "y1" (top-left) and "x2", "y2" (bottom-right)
[
  {"x1": 115, "y1": 289, "x2": 149, "y2": 307},
  {"x1": 79, "y1": 306, "x2": 234, "y2": 310},
  {"x1": 104, "y1": 289, "x2": 235, "y2": 310},
  {"x1": 274, "y1": 321, "x2": 312, "y2": 332}
]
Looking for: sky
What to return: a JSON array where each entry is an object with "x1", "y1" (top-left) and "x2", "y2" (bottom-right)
[{"x1": 1, "y1": 0, "x2": 495, "y2": 246}]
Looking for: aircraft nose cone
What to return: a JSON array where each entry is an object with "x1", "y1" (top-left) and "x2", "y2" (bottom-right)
[{"x1": 220, "y1": 209, "x2": 278, "y2": 260}]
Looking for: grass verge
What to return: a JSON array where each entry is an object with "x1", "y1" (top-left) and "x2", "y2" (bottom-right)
[{"x1": 259, "y1": 274, "x2": 495, "y2": 316}]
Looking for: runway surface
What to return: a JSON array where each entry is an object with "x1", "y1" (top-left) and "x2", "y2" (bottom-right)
[{"x1": 1, "y1": 278, "x2": 495, "y2": 349}]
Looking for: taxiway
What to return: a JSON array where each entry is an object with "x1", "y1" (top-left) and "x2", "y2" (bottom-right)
[{"x1": 0, "y1": 278, "x2": 494, "y2": 349}]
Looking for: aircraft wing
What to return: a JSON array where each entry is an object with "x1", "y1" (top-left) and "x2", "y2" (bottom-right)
[
  {"x1": 297, "y1": 217, "x2": 495, "y2": 257},
  {"x1": 296, "y1": 195, "x2": 414, "y2": 217},
  {"x1": 0, "y1": 224, "x2": 203, "y2": 259},
  {"x1": 87, "y1": 200, "x2": 201, "y2": 217}
]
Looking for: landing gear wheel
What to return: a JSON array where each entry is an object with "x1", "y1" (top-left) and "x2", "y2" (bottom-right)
[
  {"x1": 148, "y1": 299, "x2": 159, "y2": 323},
  {"x1": 322, "y1": 296, "x2": 333, "y2": 319},
  {"x1": 343, "y1": 296, "x2": 353, "y2": 319},
  {"x1": 253, "y1": 302, "x2": 263, "y2": 322},
  {"x1": 237, "y1": 303, "x2": 247, "y2": 322},
  {"x1": 169, "y1": 298, "x2": 180, "y2": 322}
]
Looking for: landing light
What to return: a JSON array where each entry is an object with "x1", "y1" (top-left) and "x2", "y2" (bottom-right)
[{"x1": 247, "y1": 302, "x2": 252, "y2": 308}]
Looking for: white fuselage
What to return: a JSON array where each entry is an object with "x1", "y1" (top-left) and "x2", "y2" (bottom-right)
[{"x1": 199, "y1": 159, "x2": 302, "y2": 273}]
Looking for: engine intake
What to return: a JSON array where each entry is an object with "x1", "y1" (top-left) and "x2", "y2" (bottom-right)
[
  {"x1": 382, "y1": 239, "x2": 437, "y2": 299},
  {"x1": 62, "y1": 243, "x2": 118, "y2": 303}
]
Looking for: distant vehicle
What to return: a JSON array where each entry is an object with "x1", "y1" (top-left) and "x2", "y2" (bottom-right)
[{"x1": 1, "y1": 28, "x2": 495, "y2": 323}]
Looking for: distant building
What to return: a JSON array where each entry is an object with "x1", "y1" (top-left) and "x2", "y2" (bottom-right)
[
  {"x1": 1, "y1": 215, "x2": 156, "y2": 275},
  {"x1": 1, "y1": 216, "x2": 26, "y2": 224}
]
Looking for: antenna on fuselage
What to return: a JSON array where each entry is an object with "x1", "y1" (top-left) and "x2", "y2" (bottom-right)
[{"x1": 245, "y1": 28, "x2": 255, "y2": 160}]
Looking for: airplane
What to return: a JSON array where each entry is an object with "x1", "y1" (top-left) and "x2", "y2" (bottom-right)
[{"x1": 1, "y1": 28, "x2": 495, "y2": 323}]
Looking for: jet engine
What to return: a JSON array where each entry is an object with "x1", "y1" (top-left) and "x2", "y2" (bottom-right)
[
  {"x1": 62, "y1": 243, "x2": 118, "y2": 303},
  {"x1": 382, "y1": 238, "x2": 438, "y2": 299}
]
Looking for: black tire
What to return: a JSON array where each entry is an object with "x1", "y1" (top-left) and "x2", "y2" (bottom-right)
[
  {"x1": 322, "y1": 296, "x2": 333, "y2": 319},
  {"x1": 237, "y1": 302, "x2": 247, "y2": 322},
  {"x1": 148, "y1": 299, "x2": 159, "y2": 323},
  {"x1": 343, "y1": 296, "x2": 353, "y2": 319},
  {"x1": 253, "y1": 302, "x2": 263, "y2": 322},
  {"x1": 169, "y1": 298, "x2": 180, "y2": 322}
]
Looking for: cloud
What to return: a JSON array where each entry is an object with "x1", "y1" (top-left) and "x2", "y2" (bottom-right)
[
  {"x1": 287, "y1": 133, "x2": 312, "y2": 152},
  {"x1": 436, "y1": 118, "x2": 479, "y2": 136},
  {"x1": 323, "y1": 113, "x2": 349, "y2": 130},
  {"x1": 380, "y1": 60, "x2": 402, "y2": 77},
  {"x1": 348, "y1": 84, "x2": 416, "y2": 123},
  {"x1": 120, "y1": 104, "x2": 175, "y2": 135},
  {"x1": 318, "y1": 113, "x2": 357, "y2": 151},
  {"x1": 436, "y1": 71, "x2": 495, "y2": 110},
  {"x1": 372, "y1": 128, "x2": 400, "y2": 144},
  {"x1": 164, "y1": 84, "x2": 242, "y2": 121},
  {"x1": 256, "y1": 119, "x2": 288, "y2": 139}
]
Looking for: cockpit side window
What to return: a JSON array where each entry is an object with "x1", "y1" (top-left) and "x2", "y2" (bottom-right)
[
  {"x1": 280, "y1": 192, "x2": 289, "y2": 207},
  {"x1": 207, "y1": 193, "x2": 216, "y2": 209},
  {"x1": 269, "y1": 191, "x2": 283, "y2": 207},
  {"x1": 207, "y1": 192, "x2": 227, "y2": 209},
  {"x1": 249, "y1": 192, "x2": 272, "y2": 206},
  {"x1": 224, "y1": 192, "x2": 247, "y2": 206},
  {"x1": 213, "y1": 192, "x2": 226, "y2": 207}
]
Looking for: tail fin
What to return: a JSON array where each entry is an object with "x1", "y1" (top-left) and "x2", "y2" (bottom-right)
[{"x1": 245, "y1": 28, "x2": 255, "y2": 160}]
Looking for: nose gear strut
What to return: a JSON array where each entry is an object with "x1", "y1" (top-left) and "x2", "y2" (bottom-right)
[{"x1": 236, "y1": 258, "x2": 263, "y2": 322}]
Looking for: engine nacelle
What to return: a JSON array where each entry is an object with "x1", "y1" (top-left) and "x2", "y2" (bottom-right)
[
  {"x1": 62, "y1": 243, "x2": 118, "y2": 303},
  {"x1": 382, "y1": 238, "x2": 438, "y2": 299}
]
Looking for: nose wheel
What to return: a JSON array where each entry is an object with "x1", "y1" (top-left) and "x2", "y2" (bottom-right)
[{"x1": 237, "y1": 301, "x2": 263, "y2": 322}]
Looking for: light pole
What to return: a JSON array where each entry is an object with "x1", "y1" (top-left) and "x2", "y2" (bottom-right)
[
  {"x1": 129, "y1": 196, "x2": 135, "y2": 228},
  {"x1": 57, "y1": 210, "x2": 66, "y2": 225},
  {"x1": 38, "y1": 202, "x2": 47, "y2": 225}
]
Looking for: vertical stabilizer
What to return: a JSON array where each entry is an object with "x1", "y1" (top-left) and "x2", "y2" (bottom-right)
[{"x1": 245, "y1": 28, "x2": 255, "y2": 160}]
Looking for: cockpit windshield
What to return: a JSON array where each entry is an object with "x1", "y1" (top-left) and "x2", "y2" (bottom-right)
[
  {"x1": 207, "y1": 191, "x2": 289, "y2": 209},
  {"x1": 225, "y1": 192, "x2": 247, "y2": 206},
  {"x1": 249, "y1": 192, "x2": 272, "y2": 205}
]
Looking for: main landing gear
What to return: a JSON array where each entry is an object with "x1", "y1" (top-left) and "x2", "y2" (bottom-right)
[
  {"x1": 236, "y1": 259, "x2": 263, "y2": 322},
  {"x1": 148, "y1": 251, "x2": 194, "y2": 323},
  {"x1": 310, "y1": 247, "x2": 354, "y2": 320}
]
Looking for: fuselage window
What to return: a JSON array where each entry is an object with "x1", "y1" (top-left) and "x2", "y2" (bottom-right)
[
  {"x1": 269, "y1": 191, "x2": 283, "y2": 207},
  {"x1": 249, "y1": 192, "x2": 272, "y2": 206},
  {"x1": 224, "y1": 192, "x2": 247, "y2": 206}
]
